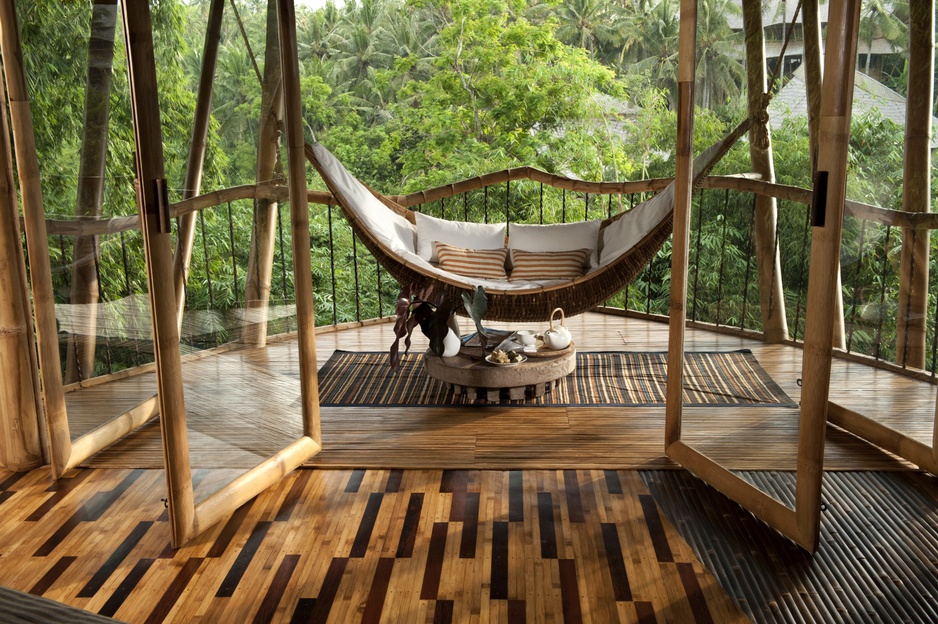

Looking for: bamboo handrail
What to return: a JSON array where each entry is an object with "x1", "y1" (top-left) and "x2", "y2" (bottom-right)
[{"x1": 28, "y1": 173, "x2": 938, "y2": 240}]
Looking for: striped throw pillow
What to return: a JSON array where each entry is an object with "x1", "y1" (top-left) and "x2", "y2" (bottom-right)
[
  {"x1": 434, "y1": 241, "x2": 508, "y2": 280},
  {"x1": 509, "y1": 248, "x2": 590, "y2": 281}
]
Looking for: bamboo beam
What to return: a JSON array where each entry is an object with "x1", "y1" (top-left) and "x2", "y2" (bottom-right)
[
  {"x1": 0, "y1": 0, "x2": 70, "y2": 476},
  {"x1": 827, "y1": 403, "x2": 937, "y2": 474},
  {"x1": 122, "y1": 0, "x2": 194, "y2": 546},
  {"x1": 65, "y1": 395, "x2": 159, "y2": 472},
  {"x1": 797, "y1": 0, "x2": 862, "y2": 550},
  {"x1": 895, "y1": 0, "x2": 934, "y2": 369},
  {"x1": 664, "y1": 0, "x2": 697, "y2": 448},
  {"x1": 243, "y1": 0, "x2": 285, "y2": 347},
  {"x1": 742, "y1": 0, "x2": 788, "y2": 342},
  {"x1": 278, "y1": 0, "x2": 321, "y2": 444},
  {"x1": 802, "y1": 0, "x2": 824, "y2": 176},
  {"x1": 65, "y1": 0, "x2": 118, "y2": 384},
  {"x1": 172, "y1": 0, "x2": 224, "y2": 330},
  {"x1": 0, "y1": 73, "x2": 41, "y2": 471}
]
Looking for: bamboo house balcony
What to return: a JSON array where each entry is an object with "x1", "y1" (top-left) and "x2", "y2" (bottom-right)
[{"x1": 0, "y1": 0, "x2": 936, "y2": 622}]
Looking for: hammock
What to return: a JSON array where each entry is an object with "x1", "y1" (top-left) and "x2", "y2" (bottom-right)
[{"x1": 304, "y1": 119, "x2": 750, "y2": 322}]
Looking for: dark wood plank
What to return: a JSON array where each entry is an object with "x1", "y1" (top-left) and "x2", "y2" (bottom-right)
[
  {"x1": 361, "y1": 557, "x2": 394, "y2": 624},
  {"x1": 639, "y1": 494, "x2": 673, "y2": 563},
  {"x1": 289, "y1": 598, "x2": 316, "y2": 624},
  {"x1": 251, "y1": 554, "x2": 300, "y2": 624},
  {"x1": 604, "y1": 470, "x2": 623, "y2": 495},
  {"x1": 507, "y1": 600, "x2": 526, "y2": 623},
  {"x1": 385, "y1": 469, "x2": 403, "y2": 493},
  {"x1": 601, "y1": 523, "x2": 632, "y2": 601},
  {"x1": 420, "y1": 522, "x2": 448, "y2": 600},
  {"x1": 27, "y1": 470, "x2": 94, "y2": 521},
  {"x1": 508, "y1": 471, "x2": 524, "y2": 522},
  {"x1": 459, "y1": 492, "x2": 479, "y2": 559},
  {"x1": 98, "y1": 558, "x2": 154, "y2": 618},
  {"x1": 78, "y1": 521, "x2": 153, "y2": 597},
  {"x1": 29, "y1": 556, "x2": 76, "y2": 595},
  {"x1": 208, "y1": 499, "x2": 256, "y2": 557},
  {"x1": 395, "y1": 493, "x2": 423, "y2": 558},
  {"x1": 0, "y1": 471, "x2": 27, "y2": 490},
  {"x1": 558, "y1": 559, "x2": 583, "y2": 624},
  {"x1": 635, "y1": 600, "x2": 657, "y2": 624},
  {"x1": 345, "y1": 469, "x2": 365, "y2": 493},
  {"x1": 564, "y1": 470, "x2": 585, "y2": 523},
  {"x1": 275, "y1": 470, "x2": 312, "y2": 522},
  {"x1": 490, "y1": 521, "x2": 509, "y2": 600},
  {"x1": 350, "y1": 493, "x2": 383, "y2": 558},
  {"x1": 216, "y1": 521, "x2": 272, "y2": 597},
  {"x1": 677, "y1": 561, "x2": 714, "y2": 624},
  {"x1": 433, "y1": 599, "x2": 454, "y2": 624},
  {"x1": 144, "y1": 558, "x2": 203, "y2": 624},
  {"x1": 537, "y1": 492, "x2": 557, "y2": 559},
  {"x1": 308, "y1": 557, "x2": 347, "y2": 624}
]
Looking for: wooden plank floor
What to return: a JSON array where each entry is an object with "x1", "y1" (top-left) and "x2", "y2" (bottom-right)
[
  {"x1": 0, "y1": 466, "x2": 747, "y2": 623},
  {"x1": 65, "y1": 313, "x2": 934, "y2": 471}
]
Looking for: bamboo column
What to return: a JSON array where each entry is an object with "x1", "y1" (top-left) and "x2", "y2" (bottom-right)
[
  {"x1": 172, "y1": 0, "x2": 224, "y2": 330},
  {"x1": 242, "y1": 0, "x2": 284, "y2": 347},
  {"x1": 742, "y1": 0, "x2": 788, "y2": 342},
  {"x1": 895, "y1": 0, "x2": 934, "y2": 369},
  {"x1": 0, "y1": 76, "x2": 41, "y2": 471},
  {"x1": 0, "y1": 0, "x2": 71, "y2": 475},
  {"x1": 664, "y1": 0, "x2": 697, "y2": 447},
  {"x1": 122, "y1": 0, "x2": 194, "y2": 546},
  {"x1": 277, "y1": 0, "x2": 321, "y2": 443},
  {"x1": 66, "y1": 0, "x2": 119, "y2": 384},
  {"x1": 802, "y1": 0, "x2": 823, "y2": 175},
  {"x1": 797, "y1": 0, "x2": 861, "y2": 548}
]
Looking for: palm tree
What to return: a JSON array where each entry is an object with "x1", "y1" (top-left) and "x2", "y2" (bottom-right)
[
  {"x1": 633, "y1": 0, "x2": 680, "y2": 107},
  {"x1": 552, "y1": 0, "x2": 628, "y2": 61},
  {"x1": 858, "y1": 0, "x2": 908, "y2": 76},
  {"x1": 694, "y1": 0, "x2": 744, "y2": 109}
]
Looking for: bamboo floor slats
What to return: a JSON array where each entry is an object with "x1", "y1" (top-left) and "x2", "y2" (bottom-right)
[
  {"x1": 67, "y1": 312, "x2": 933, "y2": 471},
  {"x1": 641, "y1": 469, "x2": 938, "y2": 623},
  {"x1": 0, "y1": 466, "x2": 748, "y2": 623}
]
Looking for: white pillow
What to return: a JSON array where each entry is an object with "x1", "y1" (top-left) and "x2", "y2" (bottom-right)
[
  {"x1": 312, "y1": 143, "x2": 416, "y2": 254},
  {"x1": 600, "y1": 184, "x2": 674, "y2": 266},
  {"x1": 508, "y1": 220, "x2": 602, "y2": 267},
  {"x1": 415, "y1": 212, "x2": 506, "y2": 263}
]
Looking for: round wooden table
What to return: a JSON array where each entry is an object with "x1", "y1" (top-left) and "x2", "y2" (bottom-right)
[{"x1": 424, "y1": 343, "x2": 576, "y2": 402}]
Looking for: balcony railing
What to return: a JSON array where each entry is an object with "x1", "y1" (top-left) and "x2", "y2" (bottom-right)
[{"x1": 31, "y1": 170, "x2": 938, "y2": 387}]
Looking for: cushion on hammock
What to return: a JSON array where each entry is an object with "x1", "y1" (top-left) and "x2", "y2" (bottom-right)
[
  {"x1": 311, "y1": 143, "x2": 416, "y2": 254},
  {"x1": 416, "y1": 212, "x2": 506, "y2": 263},
  {"x1": 434, "y1": 241, "x2": 509, "y2": 280},
  {"x1": 599, "y1": 184, "x2": 674, "y2": 266},
  {"x1": 509, "y1": 248, "x2": 590, "y2": 281},
  {"x1": 507, "y1": 220, "x2": 602, "y2": 267}
]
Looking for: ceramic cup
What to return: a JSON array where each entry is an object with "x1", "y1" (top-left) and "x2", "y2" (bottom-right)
[{"x1": 516, "y1": 330, "x2": 538, "y2": 347}]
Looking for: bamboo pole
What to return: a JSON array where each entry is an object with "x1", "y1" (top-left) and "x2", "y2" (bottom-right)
[
  {"x1": 172, "y1": 0, "x2": 224, "y2": 331},
  {"x1": 742, "y1": 0, "x2": 788, "y2": 343},
  {"x1": 895, "y1": 0, "x2": 933, "y2": 369},
  {"x1": 826, "y1": 403, "x2": 937, "y2": 474},
  {"x1": 664, "y1": 0, "x2": 697, "y2": 448},
  {"x1": 0, "y1": 0, "x2": 71, "y2": 476},
  {"x1": 802, "y1": 0, "x2": 823, "y2": 176},
  {"x1": 278, "y1": 0, "x2": 320, "y2": 443},
  {"x1": 122, "y1": 0, "x2": 194, "y2": 546},
  {"x1": 65, "y1": 395, "x2": 159, "y2": 472},
  {"x1": 0, "y1": 79, "x2": 41, "y2": 471},
  {"x1": 796, "y1": 0, "x2": 861, "y2": 551},
  {"x1": 242, "y1": 0, "x2": 284, "y2": 347},
  {"x1": 65, "y1": 0, "x2": 118, "y2": 384}
]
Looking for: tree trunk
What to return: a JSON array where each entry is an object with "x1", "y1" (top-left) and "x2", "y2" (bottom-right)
[
  {"x1": 172, "y1": 0, "x2": 224, "y2": 330},
  {"x1": 742, "y1": 0, "x2": 788, "y2": 342},
  {"x1": 65, "y1": 0, "x2": 118, "y2": 384},
  {"x1": 895, "y1": 0, "x2": 934, "y2": 369},
  {"x1": 242, "y1": 0, "x2": 284, "y2": 347}
]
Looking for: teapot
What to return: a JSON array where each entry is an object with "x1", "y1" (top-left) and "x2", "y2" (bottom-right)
[{"x1": 543, "y1": 308, "x2": 572, "y2": 350}]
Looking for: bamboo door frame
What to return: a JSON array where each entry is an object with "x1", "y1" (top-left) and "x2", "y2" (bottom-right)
[
  {"x1": 123, "y1": 0, "x2": 321, "y2": 548},
  {"x1": 665, "y1": 0, "x2": 862, "y2": 553}
]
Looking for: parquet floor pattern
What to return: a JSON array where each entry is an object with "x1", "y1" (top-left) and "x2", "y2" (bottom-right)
[{"x1": 0, "y1": 466, "x2": 746, "y2": 623}]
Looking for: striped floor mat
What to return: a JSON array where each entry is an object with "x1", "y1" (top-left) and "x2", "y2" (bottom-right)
[{"x1": 317, "y1": 350, "x2": 796, "y2": 407}]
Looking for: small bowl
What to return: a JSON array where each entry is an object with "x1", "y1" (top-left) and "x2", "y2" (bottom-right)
[
  {"x1": 485, "y1": 352, "x2": 528, "y2": 367},
  {"x1": 515, "y1": 330, "x2": 538, "y2": 347}
]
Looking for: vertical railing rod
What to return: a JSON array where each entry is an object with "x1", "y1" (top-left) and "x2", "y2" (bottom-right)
[
  {"x1": 505, "y1": 180, "x2": 510, "y2": 224},
  {"x1": 93, "y1": 246, "x2": 112, "y2": 375},
  {"x1": 58, "y1": 235, "x2": 71, "y2": 291},
  {"x1": 645, "y1": 253, "x2": 653, "y2": 314},
  {"x1": 327, "y1": 203, "x2": 338, "y2": 325},
  {"x1": 440, "y1": 197, "x2": 445, "y2": 220},
  {"x1": 846, "y1": 219, "x2": 868, "y2": 353},
  {"x1": 483, "y1": 186, "x2": 488, "y2": 224},
  {"x1": 463, "y1": 192, "x2": 469, "y2": 221},
  {"x1": 352, "y1": 232, "x2": 361, "y2": 322},
  {"x1": 226, "y1": 201, "x2": 240, "y2": 310},
  {"x1": 276, "y1": 202, "x2": 290, "y2": 333},
  {"x1": 740, "y1": 195, "x2": 756, "y2": 331},
  {"x1": 715, "y1": 190, "x2": 730, "y2": 325},
  {"x1": 539, "y1": 183, "x2": 544, "y2": 224},
  {"x1": 873, "y1": 226, "x2": 893, "y2": 360},
  {"x1": 691, "y1": 191, "x2": 705, "y2": 322},
  {"x1": 584, "y1": 193, "x2": 589, "y2": 221},
  {"x1": 792, "y1": 205, "x2": 811, "y2": 340},
  {"x1": 119, "y1": 231, "x2": 141, "y2": 366},
  {"x1": 198, "y1": 210, "x2": 218, "y2": 347},
  {"x1": 562, "y1": 189, "x2": 566, "y2": 223},
  {"x1": 900, "y1": 228, "x2": 917, "y2": 368},
  {"x1": 376, "y1": 261, "x2": 383, "y2": 319}
]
